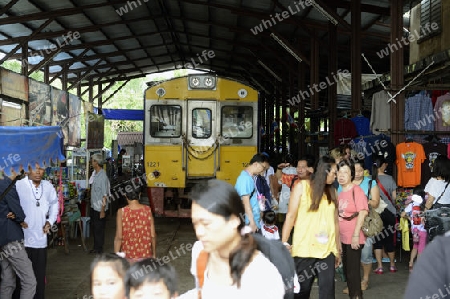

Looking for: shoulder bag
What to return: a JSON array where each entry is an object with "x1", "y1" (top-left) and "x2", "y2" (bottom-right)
[{"x1": 345, "y1": 184, "x2": 383, "y2": 237}]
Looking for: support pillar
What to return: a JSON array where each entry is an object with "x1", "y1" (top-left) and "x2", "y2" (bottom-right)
[
  {"x1": 328, "y1": 10, "x2": 338, "y2": 149},
  {"x1": 351, "y1": 0, "x2": 362, "y2": 113},
  {"x1": 390, "y1": 0, "x2": 405, "y2": 146}
]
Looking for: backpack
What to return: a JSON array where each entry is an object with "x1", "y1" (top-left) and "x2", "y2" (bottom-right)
[
  {"x1": 196, "y1": 234, "x2": 297, "y2": 299},
  {"x1": 255, "y1": 175, "x2": 272, "y2": 210}
]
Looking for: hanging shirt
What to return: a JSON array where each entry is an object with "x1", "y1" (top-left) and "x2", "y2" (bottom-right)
[
  {"x1": 370, "y1": 90, "x2": 391, "y2": 134},
  {"x1": 421, "y1": 141, "x2": 447, "y2": 185},
  {"x1": 404, "y1": 93, "x2": 434, "y2": 131},
  {"x1": 434, "y1": 93, "x2": 450, "y2": 135},
  {"x1": 351, "y1": 115, "x2": 371, "y2": 136},
  {"x1": 396, "y1": 142, "x2": 426, "y2": 187},
  {"x1": 334, "y1": 118, "x2": 358, "y2": 146},
  {"x1": 350, "y1": 135, "x2": 395, "y2": 175}
]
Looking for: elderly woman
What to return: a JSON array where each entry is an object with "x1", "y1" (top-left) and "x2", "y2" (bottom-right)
[
  {"x1": 337, "y1": 160, "x2": 368, "y2": 299},
  {"x1": 114, "y1": 189, "x2": 156, "y2": 262}
]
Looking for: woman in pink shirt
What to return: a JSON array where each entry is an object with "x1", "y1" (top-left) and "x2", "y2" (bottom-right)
[{"x1": 337, "y1": 160, "x2": 369, "y2": 299}]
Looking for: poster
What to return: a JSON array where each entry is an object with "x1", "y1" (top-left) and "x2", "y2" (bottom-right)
[
  {"x1": 0, "y1": 69, "x2": 28, "y2": 101},
  {"x1": 68, "y1": 93, "x2": 81, "y2": 146},
  {"x1": 87, "y1": 112, "x2": 104, "y2": 149},
  {"x1": 51, "y1": 88, "x2": 69, "y2": 145},
  {"x1": 29, "y1": 79, "x2": 51, "y2": 125}
]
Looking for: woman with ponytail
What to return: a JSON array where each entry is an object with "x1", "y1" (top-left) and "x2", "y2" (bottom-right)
[
  {"x1": 186, "y1": 179, "x2": 285, "y2": 299},
  {"x1": 281, "y1": 156, "x2": 340, "y2": 299},
  {"x1": 373, "y1": 155, "x2": 398, "y2": 273}
]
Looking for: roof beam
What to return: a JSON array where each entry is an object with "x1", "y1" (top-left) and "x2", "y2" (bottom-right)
[
  {"x1": 0, "y1": 17, "x2": 54, "y2": 64},
  {"x1": 0, "y1": 15, "x2": 150, "y2": 46},
  {"x1": 0, "y1": 0, "x2": 131, "y2": 26},
  {"x1": 0, "y1": 0, "x2": 20, "y2": 17}
]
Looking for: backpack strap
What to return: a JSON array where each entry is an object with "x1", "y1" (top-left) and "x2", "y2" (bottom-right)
[
  {"x1": 196, "y1": 250, "x2": 209, "y2": 299},
  {"x1": 376, "y1": 178, "x2": 393, "y2": 205}
]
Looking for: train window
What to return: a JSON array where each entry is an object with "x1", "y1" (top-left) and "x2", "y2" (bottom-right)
[
  {"x1": 149, "y1": 105, "x2": 182, "y2": 137},
  {"x1": 192, "y1": 108, "x2": 212, "y2": 139},
  {"x1": 221, "y1": 106, "x2": 253, "y2": 139}
]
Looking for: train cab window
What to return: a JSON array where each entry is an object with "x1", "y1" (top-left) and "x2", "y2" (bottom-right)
[
  {"x1": 149, "y1": 105, "x2": 181, "y2": 137},
  {"x1": 192, "y1": 108, "x2": 212, "y2": 138},
  {"x1": 221, "y1": 106, "x2": 253, "y2": 138}
]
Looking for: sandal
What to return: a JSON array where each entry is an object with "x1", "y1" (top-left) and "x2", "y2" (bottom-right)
[
  {"x1": 390, "y1": 266, "x2": 398, "y2": 273},
  {"x1": 373, "y1": 267, "x2": 384, "y2": 274},
  {"x1": 361, "y1": 280, "x2": 369, "y2": 291}
]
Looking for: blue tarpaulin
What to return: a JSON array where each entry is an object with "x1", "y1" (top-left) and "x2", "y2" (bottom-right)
[
  {"x1": 0, "y1": 126, "x2": 65, "y2": 175},
  {"x1": 94, "y1": 108, "x2": 144, "y2": 121}
]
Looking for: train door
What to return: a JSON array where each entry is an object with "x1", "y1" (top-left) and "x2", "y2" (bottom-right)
[{"x1": 185, "y1": 100, "x2": 217, "y2": 178}]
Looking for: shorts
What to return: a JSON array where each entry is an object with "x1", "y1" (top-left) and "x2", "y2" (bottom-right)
[
  {"x1": 360, "y1": 237, "x2": 373, "y2": 264},
  {"x1": 412, "y1": 229, "x2": 427, "y2": 254}
]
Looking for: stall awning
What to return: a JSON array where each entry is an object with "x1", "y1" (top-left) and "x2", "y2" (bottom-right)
[
  {"x1": 94, "y1": 108, "x2": 144, "y2": 121},
  {"x1": 0, "y1": 126, "x2": 65, "y2": 175}
]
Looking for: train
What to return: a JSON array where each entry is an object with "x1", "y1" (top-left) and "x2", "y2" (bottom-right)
[{"x1": 144, "y1": 74, "x2": 259, "y2": 217}]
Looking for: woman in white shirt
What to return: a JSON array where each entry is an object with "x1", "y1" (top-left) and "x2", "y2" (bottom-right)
[
  {"x1": 182, "y1": 179, "x2": 285, "y2": 299},
  {"x1": 424, "y1": 155, "x2": 450, "y2": 210}
]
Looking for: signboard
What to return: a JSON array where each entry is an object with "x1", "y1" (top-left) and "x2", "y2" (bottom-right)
[
  {"x1": 87, "y1": 112, "x2": 104, "y2": 149},
  {"x1": 29, "y1": 79, "x2": 51, "y2": 125},
  {"x1": 68, "y1": 94, "x2": 81, "y2": 146},
  {"x1": 0, "y1": 69, "x2": 28, "y2": 101}
]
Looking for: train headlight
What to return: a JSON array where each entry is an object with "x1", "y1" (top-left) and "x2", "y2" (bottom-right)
[
  {"x1": 188, "y1": 75, "x2": 216, "y2": 89},
  {"x1": 204, "y1": 76, "x2": 214, "y2": 87},
  {"x1": 190, "y1": 77, "x2": 200, "y2": 87}
]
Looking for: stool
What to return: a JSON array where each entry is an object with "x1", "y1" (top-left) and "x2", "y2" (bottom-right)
[{"x1": 80, "y1": 217, "x2": 91, "y2": 238}]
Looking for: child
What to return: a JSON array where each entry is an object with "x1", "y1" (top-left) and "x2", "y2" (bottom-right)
[
  {"x1": 91, "y1": 253, "x2": 130, "y2": 299},
  {"x1": 401, "y1": 189, "x2": 427, "y2": 273},
  {"x1": 125, "y1": 258, "x2": 178, "y2": 299},
  {"x1": 261, "y1": 210, "x2": 280, "y2": 240}
]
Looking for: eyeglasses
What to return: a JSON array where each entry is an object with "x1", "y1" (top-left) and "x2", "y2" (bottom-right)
[{"x1": 258, "y1": 162, "x2": 267, "y2": 170}]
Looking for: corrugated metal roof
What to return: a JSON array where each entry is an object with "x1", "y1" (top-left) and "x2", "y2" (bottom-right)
[{"x1": 0, "y1": 0, "x2": 431, "y2": 108}]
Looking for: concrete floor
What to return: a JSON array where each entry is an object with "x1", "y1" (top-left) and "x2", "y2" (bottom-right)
[{"x1": 45, "y1": 214, "x2": 411, "y2": 299}]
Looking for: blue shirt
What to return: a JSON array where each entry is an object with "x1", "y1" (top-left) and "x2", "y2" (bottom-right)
[{"x1": 235, "y1": 170, "x2": 261, "y2": 229}]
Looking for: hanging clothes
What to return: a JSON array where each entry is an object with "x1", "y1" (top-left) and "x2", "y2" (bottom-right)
[
  {"x1": 334, "y1": 118, "x2": 358, "y2": 146},
  {"x1": 404, "y1": 92, "x2": 434, "y2": 131},
  {"x1": 422, "y1": 141, "x2": 447, "y2": 185},
  {"x1": 434, "y1": 93, "x2": 450, "y2": 135},
  {"x1": 349, "y1": 135, "x2": 395, "y2": 175},
  {"x1": 396, "y1": 141, "x2": 426, "y2": 188},
  {"x1": 351, "y1": 115, "x2": 372, "y2": 136},
  {"x1": 370, "y1": 90, "x2": 391, "y2": 134}
]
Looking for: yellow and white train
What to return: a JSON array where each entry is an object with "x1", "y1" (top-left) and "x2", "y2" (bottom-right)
[{"x1": 144, "y1": 74, "x2": 259, "y2": 217}]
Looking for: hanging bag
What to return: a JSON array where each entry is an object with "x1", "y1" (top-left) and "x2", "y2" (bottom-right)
[{"x1": 346, "y1": 185, "x2": 383, "y2": 237}]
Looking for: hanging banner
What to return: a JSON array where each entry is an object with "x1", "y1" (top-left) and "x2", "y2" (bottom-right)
[
  {"x1": 68, "y1": 94, "x2": 81, "y2": 146},
  {"x1": 87, "y1": 112, "x2": 104, "y2": 149},
  {"x1": 0, "y1": 68, "x2": 29, "y2": 102},
  {"x1": 51, "y1": 88, "x2": 69, "y2": 145},
  {"x1": 29, "y1": 79, "x2": 51, "y2": 125}
]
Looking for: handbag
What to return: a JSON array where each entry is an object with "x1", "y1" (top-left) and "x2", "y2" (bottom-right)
[{"x1": 348, "y1": 184, "x2": 384, "y2": 238}]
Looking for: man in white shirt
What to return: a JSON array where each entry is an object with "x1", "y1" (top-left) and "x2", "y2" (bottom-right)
[{"x1": 16, "y1": 164, "x2": 59, "y2": 299}]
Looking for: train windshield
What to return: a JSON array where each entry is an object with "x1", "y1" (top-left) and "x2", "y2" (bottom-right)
[
  {"x1": 149, "y1": 105, "x2": 182, "y2": 137},
  {"x1": 221, "y1": 106, "x2": 253, "y2": 139},
  {"x1": 192, "y1": 108, "x2": 212, "y2": 138}
]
